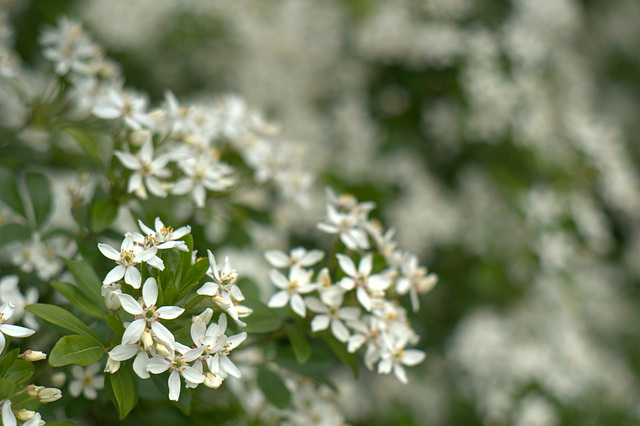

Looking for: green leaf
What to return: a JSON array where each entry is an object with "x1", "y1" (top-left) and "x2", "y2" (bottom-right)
[
  {"x1": 107, "y1": 366, "x2": 136, "y2": 419},
  {"x1": 4, "y1": 360, "x2": 34, "y2": 385},
  {"x1": 0, "y1": 348, "x2": 19, "y2": 377},
  {"x1": 91, "y1": 199, "x2": 119, "y2": 234},
  {"x1": 49, "y1": 335, "x2": 104, "y2": 367},
  {"x1": 0, "y1": 223, "x2": 31, "y2": 248},
  {"x1": 177, "y1": 257, "x2": 209, "y2": 299},
  {"x1": 62, "y1": 258, "x2": 104, "y2": 307},
  {"x1": 47, "y1": 421, "x2": 83, "y2": 426},
  {"x1": 0, "y1": 378, "x2": 16, "y2": 400},
  {"x1": 243, "y1": 302, "x2": 283, "y2": 334},
  {"x1": 25, "y1": 172, "x2": 52, "y2": 229},
  {"x1": 105, "y1": 314, "x2": 125, "y2": 337},
  {"x1": 257, "y1": 365, "x2": 290, "y2": 409},
  {"x1": 26, "y1": 304, "x2": 103, "y2": 346},
  {"x1": 325, "y1": 334, "x2": 359, "y2": 378},
  {"x1": 51, "y1": 281, "x2": 105, "y2": 319},
  {"x1": 150, "y1": 374, "x2": 192, "y2": 415},
  {"x1": 0, "y1": 166, "x2": 26, "y2": 217},
  {"x1": 286, "y1": 325, "x2": 311, "y2": 364}
]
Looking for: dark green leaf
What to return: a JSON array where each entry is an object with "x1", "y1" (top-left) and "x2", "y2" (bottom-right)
[
  {"x1": 243, "y1": 302, "x2": 283, "y2": 334},
  {"x1": 107, "y1": 366, "x2": 136, "y2": 419},
  {"x1": 51, "y1": 281, "x2": 105, "y2": 319},
  {"x1": 0, "y1": 223, "x2": 31, "y2": 248},
  {"x1": 177, "y1": 257, "x2": 209, "y2": 299},
  {"x1": 325, "y1": 334, "x2": 358, "y2": 378},
  {"x1": 257, "y1": 365, "x2": 290, "y2": 409},
  {"x1": 62, "y1": 127, "x2": 102, "y2": 164},
  {"x1": 105, "y1": 314, "x2": 125, "y2": 337},
  {"x1": 150, "y1": 373, "x2": 192, "y2": 415},
  {"x1": 26, "y1": 304, "x2": 102, "y2": 346},
  {"x1": 286, "y1": 325, "x2": 311, "y2": 364},
  {"x1": 4, "y1": 360, "x2": 34, "y2": 385},
  {"x1": 49, "y1": 335, "x2": 104, "y2": 367},
  {"x1": 62, "y1": 258, "x2": 104, "y2": 307},
  {"x1": 47, "y1": 421, "x2": 83, "y2": 426},
  {"x1": 0, "y1": 166, "x2": 26, "y2": 217},
  {"x1": 0, "y1": 378, "x2": 16, "y2": 400},
  {"x1": 0, "y1": 348, "x2": 18, "y2": 377},
  {"x1": 25, "y1": 172, "x2": 52, "y2": 229},
  {"x1": 91, "y1": 199, "x2": 119, "y2": 234}
]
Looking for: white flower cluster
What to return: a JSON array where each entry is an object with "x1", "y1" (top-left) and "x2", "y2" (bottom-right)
[
  {"x1": 100, "y1": 218, "x2": 249, "y2": 401},
  {"x1": 266, "y1": 190, "x2": 436, "y2": 384},
  {"x1": 37, "y1": 17, "x2": 312, "y2": 207}
]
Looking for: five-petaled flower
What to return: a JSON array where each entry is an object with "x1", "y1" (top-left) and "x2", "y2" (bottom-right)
[{"x1": 98, "y1": 233, "x2": 162, "y2": 289}]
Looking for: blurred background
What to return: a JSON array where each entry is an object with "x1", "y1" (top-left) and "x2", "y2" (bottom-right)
[{"x1": 6, "y1": 0, "x2": 640, "y2": 424}]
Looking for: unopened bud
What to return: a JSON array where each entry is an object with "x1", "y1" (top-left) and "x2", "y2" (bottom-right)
[
  {"x1": 16, "y1": 409, "x2": 35, "y2": 422},
  {"x1": 20, "y1": 350, "x2": 47, "y2": 362},
  {"x1": 26, "y1": 385, "x2": 44, "y2": 397},
  {"x1": 37, "y1": 387, "x2": 62, "y2": 403},
  {"x1": 141, "y1": 330, "x2": 154, "y2": 351},
  {"x1": 203, "y1": 372, "x2": 223, "y2": 389},
  {"x1": 129, "y1": 129, "x2": 151, "y2": 147},
  {"x1": 104, "y1": 357, "x2": 121, "y2": 374},
  {"x1": 235, "y1": 305, "x2": 253, "y2": 317},
  {"x1": 211, "y1": 295, "x2": 231, "y2": 310},
  {"x1": 50, "y1": 371, "x2": 66, "y2": 387},
  {"x1": 154, "y1": 342, "x2": 171, "y2": 358}
]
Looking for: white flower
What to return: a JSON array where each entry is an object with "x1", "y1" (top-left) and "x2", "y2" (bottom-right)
[
  {"x1": 146, "y1": 343, "x2": 205, "y2": 401},
  {"x1": 336, "y1": 254, "x2": 391, "y2": 311},
  {"x1": 137, "y1": 217, "x2": 191, "y2": 251},
  {"x1": 0, "y1": 302, "x2": 35, "y2": 354},
  {"x1": 396, "y1": 254, "x2": 438, "y2": 312},
  {"x1": 196, "y1": 251, "x2": 245, "y2": 324},
  {"x1": 117, "y1": 277, "x2": 184, "y2": 349},
  {"x1": 317, "y1": 204, "x2": 370, "y2": 250},
  {"x1": 92, "y1": 87, "x2": 154, "y2": 130},
  {"x1": 39, "y1": 17, "x2": 102, "y2": 76},
  {"x1": 114, "y1": 135, "x2": 172, "y2": 198},
  {"x1": 68, "y1": 363, "x2": 105, "y2": 400},
  {"x1": 377, "y1": 330, "x2": 426, "y2": 384},
  {"x1": 267, "y1": 266, "x2": 314, "y2": 317},
  {"x1": 0, "y1": 275, "x2": 39, "y2": 330},
  {"x1": 207, "y1": 330, "x2": 247, "y2": 380},
  {"x1": 305, "y1": 293, "x2": 360, "y2": 343},
  {"x1": 172, "y1": 156, "x2": 234, "y2": 208},
  {"x1": 264, "y1": 247, "x2": 324, "y2": 269},
  {"x1": 98, "y1": 233, "x2": 160, "y2": 289}
]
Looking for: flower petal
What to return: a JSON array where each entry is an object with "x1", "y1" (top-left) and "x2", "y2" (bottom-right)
[
  {"x1": 117, "y1": 294, "x2": 144, "y2": 316},
  {"x1": 124, "y1": 266, "x2": 142, "y2": 289},
  {"x1": 267, "y1": 291, "x2": 289, "y2": 308},
  {"x1": 122, "y1": 319, "x2": 146, "y2": 345},
  {"x1": 157, "y1": 306, "x2": 184, "y2": 320},
  {"x1": 168, "y1": 370, "x2": 181, "y2": 401},
  {"x1": 0, "y1": 324, "x2": 35, "y2": 338},
  {"x1": 142, "y1": 278, "x2": 158, "y2": 307}
]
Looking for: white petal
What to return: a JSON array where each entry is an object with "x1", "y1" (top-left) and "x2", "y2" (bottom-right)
[
  {"x1": 196, "y1": 282, "x2": 219, "y2": 296},
  {"x1": 145, "y1": 176, "x2": 167, "y2": 197},
  {"x1": 103, "y1": 265, "x2": 126, "y2": 285},
  {"x1": 69, "y1": 380, "x2": 83, "y2": 397},
  {"x1": 311, "y1": 315, "x2": 330, "y2": 332},
  {"x1": 269, "y1": 269, "x2": 289, "y2": 289},
  {"x1": 146, "y1": 357, "x2": 170, "y2": 374},
  {"x1": 305, "y1": 297, "x2": 328, "y2": 314},
  {"x1": 168, "y1": 370, "x2": 181, "y2": 401},
  {"x1": 401, "y1": 349, "x2": 426, "y2": 366},
  {"x1": 356, "y1": 286, "x2": 372, "y2": 311},
  {"x1": 290, "y1": 293, "x2": 306, "y2": 317},
  {"x1": 267, "y1": 291, "x2": 289, "y2": 308},
  {"x1": 133, "y1": 351, "x2": 150, "y2": 379},
  {"x1": 98, "y1": 243, "x2": 121, "y2": 261},
  {"x1": 117, "y1": 294, "x2": 144, "y2": 316},
  {"x1": 336, "y1": 254, "x2": 357, "y2": 277},
  {"x1": 2, "y1": 400, "x2": 15, "y2": 426},
  {"x1": 393, "y1": 364, "x2": 408, "y2": 384},
  {"x1": 84, "y1": 386, "x2": 98, "y2": 400},
  {"x1": 124, "y1": 266, "x2": 142, "y2": 289},
  {"x1": 220, "y1": 356, "x2": 241, "y2": 378},
  {"x1": 359, "y1": 254, "x2": 373, "y2": 275},
  {"x1": 0, "y1": 333, "x2": 5, "y2": 355},
  {"x1": 264, "y1": 251, "x2": 289, "y2": 268},
  {"x1": 299, "y1": 249, "x2": 324, "y2": 267},
  {"x1": 330, "y1": 319, "x2": 350, "y2": 343},
  {"x1": 378, "y1": 357, "x2": 392, "y2": 374},
  {"x1": 109, "y1": 344, "x2": 139, "y2": 361},
  {"x1": 138, "y1": 219, "x2": 155, "y2": 236},
  {"x1": 122, "y1": 319, "x2": 146, "y2": 345},
  {"x1": 142, "y1": 278, "x2": 158, "y2": 307},
  {"x1": 181, "y1": 366, "x2": 205, "y2": 384},
  {"x1": 156, "y1": 306, "x2": 184, "y2": 320},
  {"x1": 0, "y1": 324, "x2": 35, "y2": 338},
  {"x1": 151, "y1": 322, "x2": 176, "y2": 348}
]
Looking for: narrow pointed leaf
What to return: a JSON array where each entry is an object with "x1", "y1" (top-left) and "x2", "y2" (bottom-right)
[
  {"x1": 0, "y1": 166, "x2": 26, "y2": 217},
  {"x1": 91, "y1": 199, "x2": 119, "y2": 234},
  {"x1": 107, "y1": 366, "x2": 136, "y2": 419},
  {"x1": 0, "y1": 348, "x2": 18, "y2": 377},
  {"x1": 52, "y1": 281, "x2": 105, "y2": 319},
  {"x1": 105, "y1": 314, "x2": 125, "y2": 337},
  {"x1": 286, "y1": 325, "x2": 311, "y2": 364},
  {"x1": 62, "y1": 258, "x2": 104, "y2": 307},
  {"x1": 257, "y1": 365, "x2": 290, "y2": 409},
  {"x1": 49, "y1": 335, "x2": 104, "y2": 367},
  {"x1": 26, "y1": 172, "x2": 52, "y2": 229},
  {"x1": 4, "y1": 359, "x2": 33, "y2": 384},
  {"x1": 26, "y1": 304, "x2": 102, "y2": 346}
]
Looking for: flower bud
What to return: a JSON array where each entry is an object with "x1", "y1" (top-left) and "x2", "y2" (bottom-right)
[
  {"x1": 141, "y1": 330, "x2": 154, "y2": 351},
  {"x1": 16, "y1": 409, "x2": 35, "y2": 422},
  {"x1": 154, "y1": 342, "x2": 171, "y2": 358},
  {"x1": 235, "y1": 305, "x2": 253, "y2": 317},
  {"x1": 203, "y1": 372, "x2": 223, "y2": 389},
  {"x1": 37, "y1": 387, "x2": 62, "y2": 403},
  {"x1": 20, "y1": 350, "x2": 47, "y2": 362},
  {"x1": 129, "y1": 129, "x2": 151, "y2": 147},
  {"x1": 104, "y1": 357, "x2": 121, "y2": 374},
  {"x1": 26, "y1": 385, "x2": 44, "y2": 397},
  {"x1": 50, "y1": 372, "x2": 67, "y2": 387},
  {"x1": 211, "y1": 295, "x2": 231, "y2": 310}
]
